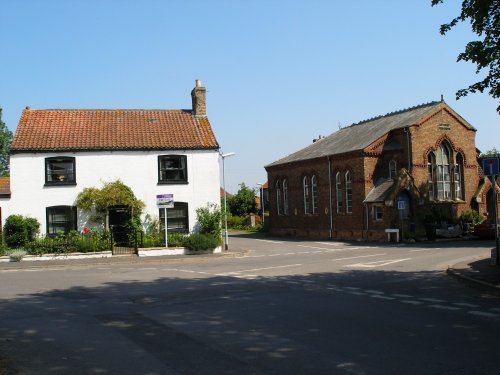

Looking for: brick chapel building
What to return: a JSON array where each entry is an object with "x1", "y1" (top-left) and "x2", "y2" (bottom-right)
[{"x1": 265, "y1": 100, "x2": 496, "y2": 241}]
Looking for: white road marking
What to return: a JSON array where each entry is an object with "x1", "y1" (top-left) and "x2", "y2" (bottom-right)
[
  {"x1": 345, "y1": 258, "x2": 410, "y2": 268},
  {"x1": 220, "y1": 264, "x2": 303, "y2": 275},
  {"x1": 453, "y1": 302, "x2": 480, "y2": 308},
  {"x1": 392, "y1": 294, "x2": 413, "y2": 298},
  {"x1": 420, "y1": 298, "x2": 445, "y2": 303},
  {"x1": 409, "y1": 249, "x2": 435, "y2": 253},
  {"x1": 349, "y1": 291, "x2": 367, "y2": 296},
  {"x1": 468, "y1": 311, "x2": 500, "y2": 318},
  {"x1": 344, "y1": 287, "x2": 361, "y2": 291},
  {"x1": 332, "y1": 253, "x2": 387, "y2": 262},
  {"x1": 255, "y1": 239, "x2": 285, "y2": 244},
  {"x1": 370, "y1": 295, "x2": 395, "y2": 300},
  {"x1": 365, "y1": 290, "x2": 384, "y2": 294},
  {"x1": 429, "y1": 305, "x2": 461, "y2": 311},
  {"x1": 401, "y1": 300, "x2": 423, "y2": 305},
  {"x1": 315, "y1": 242, "x2": 348, "y2": 246}
]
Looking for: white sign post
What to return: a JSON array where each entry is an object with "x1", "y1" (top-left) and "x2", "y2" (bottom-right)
[{"x1": 157, "y1": 194, "x2": 174, "y2": 247}]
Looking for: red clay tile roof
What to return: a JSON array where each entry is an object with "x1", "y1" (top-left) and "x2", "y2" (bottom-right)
[
  {"x1": 11, "y1": 108, "x2": 219, "y2": 152},
  {"x1": 0, "y1": 176, "x2": 11, "y2": 196}
]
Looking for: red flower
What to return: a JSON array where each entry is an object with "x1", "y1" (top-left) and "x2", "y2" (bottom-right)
[{"x1": 83, "y1": 227, "x2": 90, "y2": 235}]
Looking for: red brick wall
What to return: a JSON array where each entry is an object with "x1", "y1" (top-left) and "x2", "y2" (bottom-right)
[{"x1": 266, "y1": 104, "x2": 482, "y2": 240}]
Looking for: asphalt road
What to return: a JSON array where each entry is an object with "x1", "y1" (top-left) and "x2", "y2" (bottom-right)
[{"x1": 1, "y1": 235, "x2": 499, "y2": 374}]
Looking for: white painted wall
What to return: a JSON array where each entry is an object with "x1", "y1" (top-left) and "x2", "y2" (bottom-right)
[{"x1": 2, "y1": 150, "x2": 220, "y2": 234}]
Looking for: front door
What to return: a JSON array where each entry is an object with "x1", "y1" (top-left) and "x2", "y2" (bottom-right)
[
  {"x1": 109, "y1": 206, "x2": 131, "y2": 246},
  {"x1": 396, "y1": 190, "x2": 412, "y2": 236}
]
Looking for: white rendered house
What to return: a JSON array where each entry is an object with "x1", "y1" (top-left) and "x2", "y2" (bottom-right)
[{"x1": 2, "y1": 80, "x2": 220, "y2": 239}]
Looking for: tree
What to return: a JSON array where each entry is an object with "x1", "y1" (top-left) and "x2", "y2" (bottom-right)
[
  {"x1": 228, "y1": 183, "x2": 257, "y2": 216},
  {"x1": 480, "y1": 147, "x2": 500, "y2": 157},
  {"x1": 75, "y1": 180, "x2": 145, "y2": 229},
  {"x1": 432, "y1": 0, "x2": 499, "y2": 112},
  {"x1": 0, "y1": 108, "x2": 13, "y2": 176}
]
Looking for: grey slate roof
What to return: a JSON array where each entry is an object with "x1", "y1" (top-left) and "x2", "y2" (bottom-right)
[
  {"x1": 266, "y1": 101, "x2": 451, "y2": 168},
  {"x1": 363, "y1": 179, "x2": 395, "y2": 203}
]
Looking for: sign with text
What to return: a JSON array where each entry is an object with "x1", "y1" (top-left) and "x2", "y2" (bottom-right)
[{"x1": 156, "y1": 194, "x2": 174, "y2": 209}]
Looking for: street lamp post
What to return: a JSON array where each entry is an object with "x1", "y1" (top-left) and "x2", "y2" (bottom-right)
[
  {"x1": 257, "y1": 182, "x2": 265, "y2": 226},
  {"x1": 220, "y1": 152, "x2": 236, "y2": 250}
]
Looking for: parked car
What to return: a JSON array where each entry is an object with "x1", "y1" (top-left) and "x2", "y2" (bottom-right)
[{"x1": 473, "y1": 222, "x2": 497, "y2": 239}]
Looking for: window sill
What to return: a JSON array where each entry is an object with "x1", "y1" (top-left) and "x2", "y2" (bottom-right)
[
  {"x1": 157, "y1": 181, "x2": 188, "y2": 185},
  {"x1": 44, "y1": 182, "x2": 77, "y2": 187}
]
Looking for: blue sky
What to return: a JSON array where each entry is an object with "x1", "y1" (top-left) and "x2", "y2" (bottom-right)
[{"x1": 1, "y1": 0, "x2": 498, "y2": 193}]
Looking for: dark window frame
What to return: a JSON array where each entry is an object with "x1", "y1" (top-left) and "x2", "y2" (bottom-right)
[
  {"x1": 45, "y1": 157, "x2": 76, "y2": 186},
  {"x1": 158, "y1": 155, "x2": 188, "y2": 184},
  {"x1": 46, "y1": 205, "x2": 77, "y2": 236},
  {"x1": 159, "y1": 202, "x2": 189, "y2": 234}
]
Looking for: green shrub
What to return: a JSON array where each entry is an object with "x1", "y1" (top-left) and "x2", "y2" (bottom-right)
[
  {"x1": 25, "y1": 230, "x2": 111, "y2": 255},
  {"x1": 167, "y1": 232, "x2": 187, "y2": 247},
  {"x1": 226, "y1": 215, "x2": 246, "y2": 229},
  {"x1": 196, "y1": 203, "x2": 222, "y2": 238},
  {"x1": 4, "y1": 215, "x2": 40, "y2": 248},
  {"x1": 8, "y1": 249, "x2": 27, "y2": 262},
  {"x1": 183, "y1": 233, "x2": 220, "y2": 251},
  {"x1": 459, "y1": 209, "x2": 485, "y2": 226},
  {"x1": 0, "y1": 243, "x2": 8, "y2": 256}
]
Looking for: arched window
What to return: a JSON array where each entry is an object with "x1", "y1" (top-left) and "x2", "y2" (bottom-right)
[
  {"x1": 436, "y1": 142, "x2": 452, "y2": 200},
  {"x1": 389, "y1": 160, "x2": 397, "y2": 179},
  {"x1": 283, "y1": 179, "x2": 289, "y2": 215},
  {"x1": 276, "y1": 181, "x2": 282, "y2": 215},
  {"x1": 303, "y1": 176, "x2": 310, "y2": 214},
  {"x1": 427, "y1": 152, "x2": 435, "y2": 201},
  {"x1": 311, "y1": 175, "x2": 318, "y2": 214},
  {"x1": 335, "y1": 172, "x2": 343, "y2": 213},
  {"x1": 455, "y1": 153, "x2": 465, "y2": 200},
  {"x1": 345, "y1": 171, "x2": 352, "y2": 214}
]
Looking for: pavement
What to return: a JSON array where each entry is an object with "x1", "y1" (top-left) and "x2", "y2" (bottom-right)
[
  {"x1": 447, "y1": 249, "x2": 500, "y2": 291},
  {"x1": 0, "y1": 248, "x2": 248, "y2": 270}
]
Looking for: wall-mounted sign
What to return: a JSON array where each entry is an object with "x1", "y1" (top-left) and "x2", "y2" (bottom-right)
[{"x1": 482, "y1": 158, "x2": 499, "y2": 176}]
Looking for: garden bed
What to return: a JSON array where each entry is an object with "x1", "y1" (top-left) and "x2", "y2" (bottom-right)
[
  {"x1": 0, "y1": 251, "x2": 113, "y2": 262},
  {"x1": 138, "y1": 246, "x2": 222, "y2": 257}
]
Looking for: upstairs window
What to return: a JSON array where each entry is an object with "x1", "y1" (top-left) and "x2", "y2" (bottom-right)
[
  {"x1": 345, "y1": 171, "x2": 353, "y2": 214},
  {"x1": 428, "y1": 152, "x2": 435, "y2": 201},
  {"x1": 389, "y1": 160, "x2": 397, "y2": 179},
  {"x1": 158, "y1": 155, "x2": 187, "y2": 184},
  {"x1": 303, "y1": 177, "x2": 311, "y2": 214},
  {"x1": 45, "y1": 157, "x2": 76, "y2": 185},
  {"x1": 455, "y1": 153, "x2": 465, "y2": 200},
  {"x1": 335, "y1": 172, "x2": 343, "y2": 213},
  {"x1": 436, "y1": 143, "x2": 452, "y2": 200},
  {"x1": 46, "y1": 206, "x2": 77, "y2": 235},
  {"x1": 311, "y1": 175, "x2": 318, "y2": 214}
]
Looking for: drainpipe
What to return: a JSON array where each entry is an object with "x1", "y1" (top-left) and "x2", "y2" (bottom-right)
[
  {"x1": 327, "y1": 156, "x2": 333, "y2": 239},
  {"x1": 404, "y1": 127, "x2": 411, "y2": 172}
]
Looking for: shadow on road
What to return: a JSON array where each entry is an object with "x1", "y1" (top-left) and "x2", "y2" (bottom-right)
[{"x1": 1, "y1": 266, "x2": 499, "y2": 374}]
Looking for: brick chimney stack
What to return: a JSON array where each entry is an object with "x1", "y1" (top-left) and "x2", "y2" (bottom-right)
[{"x1": 191, "y1": 79, "x2": 206, "y2": 117}]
